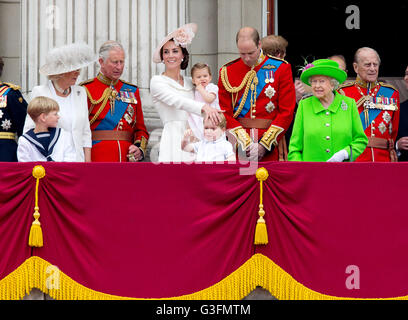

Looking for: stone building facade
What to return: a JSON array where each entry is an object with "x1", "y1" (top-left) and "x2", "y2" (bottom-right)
[{"x1": 0, "y1": 0, "x2": 272, "y2": 161}]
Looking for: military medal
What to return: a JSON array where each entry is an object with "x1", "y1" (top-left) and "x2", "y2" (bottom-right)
[
  {"x1": 382, "y1": 111, "x2": 391, "y2": 124},
  {"x1": 268, "y1": 71, "x2": 274, "y2": 84},
  {"x1": 265, "y1": 71, "x2": 270, "y2": 84},
  {"x1": 266, "y1": 101, "x2": 275, "y2": 113},
  {"x1": 129, "y1": 92, "x2": 138, "y2": 104},
  {"x1": 127, "y1": 105, "x2": 135, "y2": 118},
  {"x1": 364, "y1": 96, "x2": 375, "y2": 109},
  {"x1": 1, "y1": 119, "x2": 12, "y2": 131},
  {"x1": 264, "y1": 85, "x2": 276, "y2": 99},
  {"x1": 0, "y1": 96, "x2": 7, "y2": 109},
  {"x1": 124, "y1": 113, "x2": 133, "y2": 125},
  {"x1": 264, "y1": 71, "x2": 274, "y2": 84}
]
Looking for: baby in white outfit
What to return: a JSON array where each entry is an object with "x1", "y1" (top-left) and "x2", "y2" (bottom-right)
[{"x1": 182, "y1": 113, "x2": 235, "y2": 163}]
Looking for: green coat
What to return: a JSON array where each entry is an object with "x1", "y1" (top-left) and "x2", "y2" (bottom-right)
[{"x1": 288, "y1": 92, "x2": 368, "y2": 162}]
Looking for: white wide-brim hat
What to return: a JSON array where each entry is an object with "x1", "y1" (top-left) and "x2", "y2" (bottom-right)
[
  {"x1": 152, "y1": 23, "x2": 198, "y2": 64},
  {"x1": 39, "y1": 42, "x2": 98, "y2": 76}
]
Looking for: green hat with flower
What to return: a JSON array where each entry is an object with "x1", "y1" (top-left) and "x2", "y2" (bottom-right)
[{"x1": 300, "y1": 59, "x2": 347, "y2": 86}]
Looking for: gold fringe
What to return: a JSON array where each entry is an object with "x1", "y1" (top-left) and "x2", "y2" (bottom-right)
[{"x1": 1, "y1": 255, "x2": 408, "y2": 300}]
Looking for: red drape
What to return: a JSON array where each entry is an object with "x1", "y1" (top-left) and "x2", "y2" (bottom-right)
[{"x1": 1, "y1": 162, "x2": 408, "y2": 299}]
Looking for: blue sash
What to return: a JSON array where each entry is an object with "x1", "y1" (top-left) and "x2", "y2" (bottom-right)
[
  {"x1": 93, "y1": 83, "x2": 136, "y2": 145},
  {"x1": 359, "y1": 86, "x2": 395, "y2": 131},
  {"x1": 94, "y1": 83, "x2": 135, "y2": 131},
  {"x1": 235, "y1": 59, "x2": 283, "y2": 118}
]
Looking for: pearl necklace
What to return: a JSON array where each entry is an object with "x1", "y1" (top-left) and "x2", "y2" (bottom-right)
[{"x1": 53, "y1": 81, "x2": 71, "y2": 96}]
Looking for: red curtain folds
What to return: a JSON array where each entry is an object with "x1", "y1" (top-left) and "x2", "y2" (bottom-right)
[
  {"x1": 1, "y1": 162, "x2": 408, "y2": 299},
  {"x1": 0, "y1": 164, "x2": 33, "y2": 281},
  {"x1": 257, "y1": 161, "x2": 408, "y2": 298}
]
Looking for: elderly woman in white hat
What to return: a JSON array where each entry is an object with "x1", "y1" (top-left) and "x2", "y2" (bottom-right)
[
  {"x1": 23, "y1": 43, "x2": 97, "y2": 162},
  {"x1": 150, "y1": 23, "x2": 222, "y2": 162}
]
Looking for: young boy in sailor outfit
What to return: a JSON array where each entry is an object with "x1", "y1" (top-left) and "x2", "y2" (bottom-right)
[{"x1": 17, "y1": 96, "x2": 76, "y2": 162}]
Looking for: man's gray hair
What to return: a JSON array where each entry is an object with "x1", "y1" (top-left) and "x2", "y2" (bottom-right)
[
  {"x1": 354, "y1": 47, "x2": 381, "y2": 65},
  {"x1": 99, "y1": 41, "x2": 125, "y2": 61}
]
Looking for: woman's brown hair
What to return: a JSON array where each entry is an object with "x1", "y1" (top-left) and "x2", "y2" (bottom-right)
[{"x1": 160, "y1": 39, "x2": 190, "y2": 70}]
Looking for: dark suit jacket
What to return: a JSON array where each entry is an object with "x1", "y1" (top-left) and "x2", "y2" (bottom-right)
[{"x1": 397, "y1": 100, "x2": 408, "y2": 161}]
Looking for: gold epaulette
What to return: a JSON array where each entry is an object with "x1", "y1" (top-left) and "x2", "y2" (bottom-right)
[
  {"x1": 120, "y1": 79, "x2": 138, "y2": 89},
  {"x1": 222, "y1": 57, "x2": 241, "y2": 68},
  {"x1": 266, "y1": 55, "x2": 289, "y2": 64},
  {"x1": 338, "y1": 80, "x2": 355, "y2": 90},
  {"x1": 379, "y1": 82, "x2": 398, "y2": 92},
  {"x1": 2, "y1": 82, "x2": 21, "y2": 91},
  {"x1": 79, "y1": 78, "x2": 95, "y2": 87}
]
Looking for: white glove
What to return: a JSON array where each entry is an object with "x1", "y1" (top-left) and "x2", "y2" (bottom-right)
[{"x1": 327, "y1": 149, "x2": 349, "y2": 162}]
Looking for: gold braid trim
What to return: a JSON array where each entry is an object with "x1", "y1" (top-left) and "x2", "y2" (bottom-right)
[
  {"x1": 2, "y1": 82, "x2": 21, "y2": 91},
  {"x1": 220, "y1": 67, "x2": 258, "y2": 118},
  {"x1": 260, "y1": 125, "x2": 284, "y2": 151},
  {"x1": 230, "y1": 126, "x2": 252, "y2": 151},
  {"x1": 84, "y1": 87, "x2": 112, "y2": 126},
  {"x1": 135, "y1": 136, "x2": 148, "y2": 157}
]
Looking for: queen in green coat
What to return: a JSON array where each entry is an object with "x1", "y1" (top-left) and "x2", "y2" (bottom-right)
[{"x1": 288, "y1": 59, "x2": 368, "y2": 162}]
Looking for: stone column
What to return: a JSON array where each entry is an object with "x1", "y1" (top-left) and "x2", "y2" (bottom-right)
[
  {"x1": 0, "y1": 0, "x2": 22, "y2": 85},
  {"x1": 20, "y1": 0, "x2": 187, "y2": 157},
  {"x1": 216, "y1": 0, "x2": 263, "y2": 73}
]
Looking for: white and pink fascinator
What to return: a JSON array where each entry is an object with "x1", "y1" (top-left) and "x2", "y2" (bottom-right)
[{"x1": 152, "y1": 23, "x2": 198, "y2": 63}]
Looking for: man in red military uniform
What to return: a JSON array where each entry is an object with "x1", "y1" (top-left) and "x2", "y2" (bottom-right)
[
  {"x1": 218, "y1": 27, "x2": 296, "y2": 161},
  {"x1": 81, "y1": 41, "x2": 149, "y2": 162},
  {"x1": 338, "y1": 47, "x2": 399, "y2": 162}
]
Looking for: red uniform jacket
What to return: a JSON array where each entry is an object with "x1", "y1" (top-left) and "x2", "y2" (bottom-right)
[
  {"x1": 338, "y1": 78, "x2": 400, "y2": 162},
  {"x1": 218, "y1": 54, "x2": 296, "y2": 161},
  {"x1": 81, "y1": 73, "x2": 149, "y2": 162}
]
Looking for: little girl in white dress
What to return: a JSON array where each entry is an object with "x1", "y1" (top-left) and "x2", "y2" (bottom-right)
[{"x1": 188, "y1": 63, "x2": 221, "y2": 141}]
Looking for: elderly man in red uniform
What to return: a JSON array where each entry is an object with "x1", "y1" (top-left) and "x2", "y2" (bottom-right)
[
  {"x1": 338, "y1": 47, "x2": 400, "y2": 162},
  {"x1": 81, "y1": 41, "x2": 149, "y2": 162},
  {"x1": 218, "y1": 27, "x2": 296, "y2": 161}
]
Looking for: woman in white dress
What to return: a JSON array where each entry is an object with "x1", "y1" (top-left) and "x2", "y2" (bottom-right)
[
  {"x1": 23, "y1": 43, "x2": 97, "y2": 162},
  {"x1": 150, "y1": 23, "x2": 221, "y2": 162}
]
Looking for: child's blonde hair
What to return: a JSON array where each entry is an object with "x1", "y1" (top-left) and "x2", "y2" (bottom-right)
[
  {"x1": 28, "y1": 96, "x2": 60, "y2": 122},
  {"x1": 191, "y1": 63, "x2": 212, "y2": 77},
  {"x1": 204, "y1": 112, "x2": 227, "y2": 130}
]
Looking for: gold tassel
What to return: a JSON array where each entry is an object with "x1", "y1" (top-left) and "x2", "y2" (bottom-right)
[
  {"x1": 29, "y1": 166, "x2": 46, "y2": 248},
  {"x1": 255, "y1": 168, "x2": 269, "y2": 245}
]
